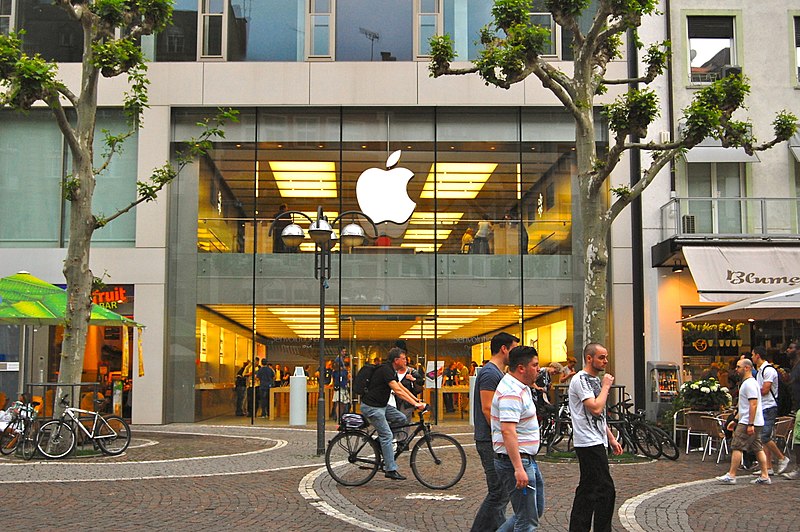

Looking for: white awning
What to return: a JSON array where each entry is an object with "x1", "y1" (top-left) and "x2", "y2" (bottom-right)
[
  {"x1": 791, "y1": 146, "x2": 800, "y2": 162},
  {"x1": 683, "y1": 246, "x2": 800, "y2": 302},
  {"x1": 789, "y1": 132, "x2": 800, "y2": 162},
  {"x1": 683, "y1": 146, "x2": 760, "y2": 163}
]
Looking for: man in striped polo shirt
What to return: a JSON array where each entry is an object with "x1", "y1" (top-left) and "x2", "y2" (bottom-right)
[{"x1": 491, "y1": 346, "x2": 544, "y2": 531}]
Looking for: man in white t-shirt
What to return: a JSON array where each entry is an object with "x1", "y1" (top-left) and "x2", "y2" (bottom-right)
[
  {"x1": 752, "y1": 347, "x2": 790, "y2": 474},
  {"x1": 567, "y1": 343, "x2": 622, "y2": 532},
  {"x1": 491, "y1": 346, "x2": 544, "y2": 531},
  {"x1": 716, "y1": 358, "x2": 771, "y2": 484}
]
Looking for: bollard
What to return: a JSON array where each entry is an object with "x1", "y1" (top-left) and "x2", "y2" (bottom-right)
[
  {"x1": 469, "y1": 374, "x2": 477, "y2": 426},
  {"x1": 289, "y1": 367, "x2": 307, "y2": 426}
]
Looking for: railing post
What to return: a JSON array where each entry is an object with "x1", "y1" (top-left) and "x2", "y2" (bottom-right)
[{"x1": 761, "y1": 198, "x2": 767, "y2": 236}]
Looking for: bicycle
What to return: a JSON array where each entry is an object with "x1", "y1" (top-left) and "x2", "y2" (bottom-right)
[
  {"x1": 606, "y1": 395, "x2": 679, "y2": 460},
  {"x1": 36, "y1": 395, "x2": 131, "y2": 459},
  {"x1": 540, "y1": 399, "x2": 573, "y2": 453},
  {"x1": 325, "y1": 407, "x2": 466, "y2": 490},
  {"x1": 0, "y1": 397, "x2": 40, "y2": 460}
]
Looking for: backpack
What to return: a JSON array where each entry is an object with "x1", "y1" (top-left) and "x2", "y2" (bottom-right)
[
  {"x1": 760, "y1": 364, "x2": 792, "y2": 416},
  {"x1": 352, "y1": 363, "x2": 377, "y2": 396}
]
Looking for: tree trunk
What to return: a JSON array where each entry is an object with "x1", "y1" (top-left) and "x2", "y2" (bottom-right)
[
  {"x1": 56, "y1": 12, "x2": 99, "y2": 407},
  {"x1": 573, "y1": 102, "x2": 609, "y2": 346}
]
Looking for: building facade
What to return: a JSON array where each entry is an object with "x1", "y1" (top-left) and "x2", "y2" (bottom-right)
[{"x1": 9, "y1": 1, "x2": 796, "y2": 424}]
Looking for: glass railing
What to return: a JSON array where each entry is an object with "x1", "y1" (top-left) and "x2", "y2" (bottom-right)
[
  {"x1": 197, "y1": 216, "x2": 573, "y2": 256},
  {"x1": 660, "y1": 197, "x2": 800, "y2": 240}
]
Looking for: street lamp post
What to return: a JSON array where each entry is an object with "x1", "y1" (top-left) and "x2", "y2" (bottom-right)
[{"x1": 270, "y1": 206, "x2": 376, "y2": 456}]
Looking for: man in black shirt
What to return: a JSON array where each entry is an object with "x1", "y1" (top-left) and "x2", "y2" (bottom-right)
[{"x1": 360, "y1": 348, "x2": 427, "y2": 480}]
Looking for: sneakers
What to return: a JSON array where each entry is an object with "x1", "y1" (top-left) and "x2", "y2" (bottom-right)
[
  {"x1": 384, "y1": 470, "x2": 406, "y2": 480},
  {"x1": 751, "y1": 476, "x2": 772, "y2": 485},
  {"x1": 752, "y1": 468, "x2": 775, "y2": 475},
  {"x1": 776, "y1": 457, "x2": 791, "y2": 475},
  {"x1": 716, "y1": 473, "x2": 736, "y2": 484},
  {"x1": 782, "y1": 469, "x2": 800, "y2": 480}
]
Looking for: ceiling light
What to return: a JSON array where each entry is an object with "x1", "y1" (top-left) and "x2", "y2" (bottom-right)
[
  {"x1": 269, "y1": 161, "x2": 337, "y2": 198},
  {"x1": 672, "y1": 261, "x2": 685, "y2": 273},
  {"x1": 420, "y1": 163, "x2": 497, "y2": 199}
]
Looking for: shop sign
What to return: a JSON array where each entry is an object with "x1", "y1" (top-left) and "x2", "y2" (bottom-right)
[{"x1": 683, "y1": 246, "x2": 800, "y2": 302}]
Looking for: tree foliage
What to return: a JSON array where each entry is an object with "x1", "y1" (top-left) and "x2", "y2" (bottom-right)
[{"x1": 430, "y1": 0, "x2": 797, "y2": 343}]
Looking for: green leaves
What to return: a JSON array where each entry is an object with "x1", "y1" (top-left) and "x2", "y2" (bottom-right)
[
  {"x1": 683, "y1": 74, "x2": 750, "y2": 145},
  {"x1": 0, "y1": 32, "x2": 59, "y2": 110},
  {"x1": 602, "y1": 88, "x2": 659, "y2": 138},
  {"x1": 428, "y1": 34, "x2": 456, "y2": 77},
  {"x1": 772, "y1": 111, "x2": 799, "y2": 142}
]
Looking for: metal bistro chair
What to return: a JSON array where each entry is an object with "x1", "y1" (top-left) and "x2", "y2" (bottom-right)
[
  {"x1": 773, "y1": 416, "x2": 794, "y2": 456},
  {"x1": 683, "y1": 411, "x2": 710, "y2": 454},
  {"x1": 700, "y1": 415, "x2": 729, "y2": 463}
]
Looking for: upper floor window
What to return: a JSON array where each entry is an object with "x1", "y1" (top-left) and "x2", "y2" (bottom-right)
[
  {"x1": 1, "y1": 0, "x2": 13, "y2": 35},
  {"x1": 334, "y1": 0, "x2": 413, "y2": 61},
  {"x1": 308, "y1": 0, "x2": 333, "y2": 58},
  {"x1": 200, "y1": 0, "x2": 224, "y2": 58},
  {"x1": 530, "y1": 0, "x2": 556, "y2": 56},
  {"x1": 416, "y1": 0, "x2": 442, "y2": 58},
  {"x1": 688, "y1": 15, "x2": 736, "y2": 84}
]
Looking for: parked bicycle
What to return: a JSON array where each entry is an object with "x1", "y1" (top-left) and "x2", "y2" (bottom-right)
[
  {"x1": 325, "y1": 407, "x2": 466, "y2": 489},
  {"x1": 606, "y1": 394, "x2": 679, "y2": 460},
  {"x1": 0, "y1": 397, "x2": 40, "y2": 460},
  {"x1": 37, "y1": 395, "x2": 131, "y2": 459},
  {"x1": 540, "y1": 398, "x2": 573, "y2": 453}
]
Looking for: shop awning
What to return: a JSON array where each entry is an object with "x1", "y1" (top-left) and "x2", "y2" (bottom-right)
[
  {"x1": 683, "y1": 246, "x2": 800, "y2": 302},
  {"x1": 790, "y1": 132, "x2": 800, "y2": 162},
  {"x1": 682, "y1": 146, "x2": 760, "y2": 163},
  {"x1": 680, "y1": 286, "x2": 800, "y2": 322}
]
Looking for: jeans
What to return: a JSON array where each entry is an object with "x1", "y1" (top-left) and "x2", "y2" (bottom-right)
[
  {"x1": 259, "y1": 387, "x2": 270, "y2": 416},
  {"x1": 471, "y1": 441, "x2": 509, "y2": 532},
  {"x1": 235, "y1": 385, "x2": 245, "y2": 415},
  {"x1": 360, "y1": 403, "x2": 407, "y2": 472},
  {"x1": 494, "y1": 455, "x2": 544, "y2": 532},
  {"x1": 569, "y1": 445, "x2": 615, "y2": 532}
]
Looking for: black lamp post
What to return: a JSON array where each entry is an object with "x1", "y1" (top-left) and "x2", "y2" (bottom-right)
[{"x1": 270, "y1": 206, "x2": 377, "y2": 456}]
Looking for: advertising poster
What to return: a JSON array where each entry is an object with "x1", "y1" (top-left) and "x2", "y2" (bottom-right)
[{"x1": 425, "y1": 360, "x2": 444, "y2": 388}]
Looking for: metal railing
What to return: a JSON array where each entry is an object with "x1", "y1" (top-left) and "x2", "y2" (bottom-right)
[{"x1": 660, "y1": 197, "x2": 800, "y2": 241}]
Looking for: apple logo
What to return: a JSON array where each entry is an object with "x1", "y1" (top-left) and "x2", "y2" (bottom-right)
[{"x1": 356, "y1": 150, "x2": 416, "y2": 227}]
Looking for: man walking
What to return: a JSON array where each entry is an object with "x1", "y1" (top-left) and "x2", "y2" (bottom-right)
[
  {"x1": 568, "y1": 343, "x2": 622, "y2": 532},
  {"x1": 716, "y1": 358, "x2": 770, "y2": 484},
  {"x1": 491, "y1": 346, "x2": 544, "y2": 531},
  {"x1": 360, "y1": 348, "x2": 426, "y2": 480},
  {"x1": 471, "y1": 332, "x2": 519, "y2": 532},
  {"x1": 783, "y1": 347, "x2": 800, "y2": 479},
  {"x1": 751, "y1": 347, "x2": 790, "y2": 474}
]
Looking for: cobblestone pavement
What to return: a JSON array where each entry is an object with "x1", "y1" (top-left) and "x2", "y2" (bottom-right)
[{"x1": 0, "y1": 420, "x2": 797, "y2": 531}]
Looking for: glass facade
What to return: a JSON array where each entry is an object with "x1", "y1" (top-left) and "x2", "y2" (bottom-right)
[
  {"x1": 165, "y1": 106, "x2": 604, "y2": 421},
  {"x1": 0, "y1": 110, "x2": 138, "y2": 247}
]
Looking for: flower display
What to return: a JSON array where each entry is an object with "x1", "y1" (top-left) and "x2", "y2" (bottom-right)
[{"x1": 675, "y1": 378, "x2": 732, "y2": 410}]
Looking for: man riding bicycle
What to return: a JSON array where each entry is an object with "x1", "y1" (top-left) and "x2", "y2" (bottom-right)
[{"x1": 360, "y1": 347, "x2": 427, "y2": 480}]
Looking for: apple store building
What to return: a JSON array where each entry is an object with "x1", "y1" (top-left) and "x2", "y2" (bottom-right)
[{"x1": 171, "y1": 106, "x2": 607, "y2": 420}]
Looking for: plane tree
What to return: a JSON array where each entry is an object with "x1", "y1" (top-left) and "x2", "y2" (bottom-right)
[{"x1": 429, "y1": 0, "x2": 796, "y2": 343}]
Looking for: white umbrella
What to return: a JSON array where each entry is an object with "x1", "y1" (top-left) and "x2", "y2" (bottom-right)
[{"x1": 679, "y1": 286, "x2": 800, "y2": 322}]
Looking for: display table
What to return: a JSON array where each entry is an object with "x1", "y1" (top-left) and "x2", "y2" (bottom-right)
[{"x1": 423, "y1": 385, "x2": 470, "y2": 419}]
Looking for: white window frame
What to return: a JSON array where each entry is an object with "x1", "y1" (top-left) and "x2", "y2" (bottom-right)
[
  {"x1": 1, "y1": 0, "x2": 16, "y2": 35},
  {"x1": 306, "y1": 0, "x2": 335, "y2": 61},
  {"x1": 414, "y1": 0, "x2": 443, "y2": 60},
  {"x1": 685, "y1": 161, "x2": 746, "y2": 234},
  {"x1": 529, "y1": 8, "x2": 559, "y2": 58},
  {"x1": 198, "y1": 0, "x2": 227, "y2": 61},
  {"x1": 793, "y1": 14, "x2": 800, "y2": 85},
  {"x1": 686, "y1": 14, "x2": 738, "y2": 86}
]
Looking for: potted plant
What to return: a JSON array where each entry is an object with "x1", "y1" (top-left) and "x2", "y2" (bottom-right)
[{"x1": 674, "y1": 378, "x2": 732, "y2": 411}]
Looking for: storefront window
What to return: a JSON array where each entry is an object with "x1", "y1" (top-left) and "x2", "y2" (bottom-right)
[{"x1": 681, "y1": 310, "x2": 749, "y2": 382}]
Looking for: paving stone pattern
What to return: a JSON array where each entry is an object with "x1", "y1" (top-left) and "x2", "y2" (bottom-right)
[{"x1": 0, "y1": 421, "x2": 797, "y2": 531}]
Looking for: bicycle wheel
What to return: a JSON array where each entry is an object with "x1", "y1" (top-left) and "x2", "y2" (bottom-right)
[
  {"x1": 551, "y1": 419, "x2": 573, "y2": 452},
  {"x1": 650, "y1": 426, "x2": 680, "y2": 460},
  {"x1": 410, "y1": 433, "x2": 466, "y2": 490},
  {"x1": 0, "y1": 418, "x2": 23, "y2": 455},
  {"x1": 96, "y1": 416, "x2": 131, "y2": 455},
  {"x1": 325, "y1": 431, "x2": 380, "y2": 486},
  {"x1": 37, "y1": 420, "x2": 76, "y2": 459},
  {"x1": 21, "y1": 419, "x2": 39, "y2": 460},
  {"x1": 632, "y1": 424, "x2": 662, "y2": 459}
]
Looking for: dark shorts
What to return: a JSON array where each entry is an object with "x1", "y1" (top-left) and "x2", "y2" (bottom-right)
[
  {"x1": 761, "y1": 406, "x2": 778, "y2": 443},
  {"x1": 731, "y1": 423, "x2": 763, "y2": 453}
]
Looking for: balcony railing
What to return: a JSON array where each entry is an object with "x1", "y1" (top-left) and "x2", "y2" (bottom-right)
[{"x1": 660, "y1": 197, "x2": 800, "y2": 240}]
